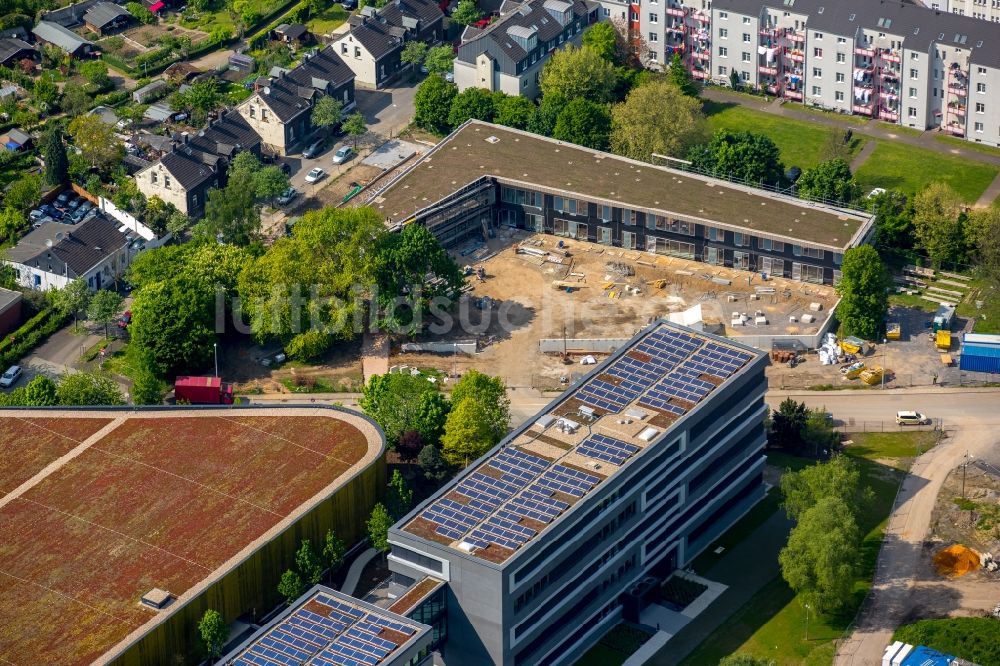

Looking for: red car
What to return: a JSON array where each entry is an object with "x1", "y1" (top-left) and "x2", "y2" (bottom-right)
[{"x1": 117, "y1": 310, "x2": 132, "y2": 329}]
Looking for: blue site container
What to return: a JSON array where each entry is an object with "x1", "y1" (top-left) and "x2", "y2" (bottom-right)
[
  {"x1": 901, "y1": 646, "x2": 955, "y2": 666},
  {"x1": 959, "y1": 341, "x2": 1000, "y2": 373}
]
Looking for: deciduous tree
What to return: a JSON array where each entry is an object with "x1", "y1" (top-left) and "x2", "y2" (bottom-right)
[
  {"x1": 448, "y1": 87, "x2": 495, "y2": 127},
  {"x1": 4, "y1": 173, "x2": 41, "y2": 212},
  {"x1": 540, "y1": 44, "x2": 616, "y2": 103},
  {"x1": 322, "y1": 529, "x2": 346, "y2": 576},
  {"x1": 779, "y1": 496, "x2": 860, "y2": 613},
  {"x1": 611, "y1": 80, "x2": 706, "y2": 161},
  {"x1": 401, "y1": 41, "x2": 429, "y2": 69},
  {"x1": 367, "y1": 503, "x2": 392, "y2": 552},
  {"x1": 414, "y1": 74, "x2": 456, "y2": 134},
  {"x1": 418, "y1": 444, "x2": 449, "y2": 483},
  {"x1": 797, "y1": 158, "x2": 861, "y2": 204},
  {"x1": 387, "y1": 469, "x2": 413, "y2": 519},
  {"x1": 493, "y1": 94, "x2": 536, "y2": 130},
  {"x1": 87, "y1": 289, "x2": 124, "y2": 339},
  {"x1": 360, "y1": 372, "x2": 441, "y2": 446},
  {"x1": 68, "y1": 114, "x2": 124, "y2": 173},
  {"x1": 441, "y1": 397, "x2": 495, "y2": 466},
  {"x1": 32, "y1": 73, "x2": 57, "y2": 109},
  {"x1": 836, "y1": 245, "x2": 889, "y2": 340},
  {"x1": 450, "y1": 370, "x2": 510, "y2": 442},
  {"x1": 255, "y1": 165, "x2": 289, "y2": 204},
  {"x1": 53, "y1": 279, "x2": 92, "y2": 331},
  {"x1": 552, "y1": 97, "x2": 611, "y2": 150},
  {"x1": 450, "y1": 0, "x2": 483, "y2": 26},
  {"x1": 342, "y1": 111, "x2": 367, "y2": 148},
  {"x1": 912, "y1": 182, "x2": 965, "y2": 265},
  {"x1": 0, "y1": 207, "x2": 26, "y2": 242},
  {"x1": 56, "y1": 372, "x2": 125, "y2": 405},
  {"x1": 199, "y1": 174, "x2": 259, "y2": 245},
  {"x1": 277, "y1": 569, "x2": 305, "y2": 604},
  {"x1": 296, "y1": 539, "x2": 324, "y2": 585},
  {"x1": 666, "y1": 52, "x2": 699, "y2": 97},
  {"x1": 769, "y1": 398, "x2": 808, "y2": 451},
  {"x1": 870, "y1": 190, "x2": 913, "y2": 252},
  {"x1": 688, "y1": 130, "x2": 785, "y2": 186},
  {"x1": 130, "y1": 274, "x2": 216, "y2": 376},
  {"x1": 424, "y1": 45, "x2": 455, "y2": 75},
  {"x1": 781, "y1": 454, "x2": 870, "y2": 522},
  {"x1": 311, "y1": 95, "x2": 344, "y2": 132},
  {"x1": 198, "y1": 609, "x2": 228, "y2": 662},
  {"x1": 582, "y1": 21, "x2": 618, "y2": 62},
  {"x1": 414, "y1": 390, "x2": 450, "y2": 446},
  {"x1": 22, "y1": 375, "x2": 58, "y2": 406}
]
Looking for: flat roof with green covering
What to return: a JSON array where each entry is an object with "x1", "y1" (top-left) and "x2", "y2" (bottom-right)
[{"x1": 369, "y1": 121, "x2": 873, "y2": 250}]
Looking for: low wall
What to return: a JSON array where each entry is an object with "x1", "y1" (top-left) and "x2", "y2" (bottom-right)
[{"x1": 539, "y1": 338, "x2": 632, "y2": 354}]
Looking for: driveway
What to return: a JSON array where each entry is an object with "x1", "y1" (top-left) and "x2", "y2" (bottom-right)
[{"x1": 15, "y1": 323, "x2": 103, "y2": 382}]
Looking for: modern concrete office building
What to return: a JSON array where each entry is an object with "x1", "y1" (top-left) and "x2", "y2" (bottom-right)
[
  {"x1": 386, "y1": 320, "x2": 769, "y2": 665},
  {"x1": 366, "y1": 121, "x2": 874, "y2": 286},
  {"x1": 646, "y1": 0, "x2": 1000, "y2": 145}
]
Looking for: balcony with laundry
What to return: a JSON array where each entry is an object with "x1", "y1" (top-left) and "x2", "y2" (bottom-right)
[
  {"x1": 783, "y1": 46, "x2": 805, "y2": 63},
  {"x1": 853, "y1": 79, "x2": 876, "y2": 116},
  {"x1": 877, "y1": 46, "x2": 901, "y2": 63},
  {"x1": 783, "y1": 73, "x2": 802, "y2": 100},
  {"x1": 757, "y1": 43, "x2": 780, "y2": 76},
  {"x1": 947, "y1": 63, "x2": 969, "y2": 96}
]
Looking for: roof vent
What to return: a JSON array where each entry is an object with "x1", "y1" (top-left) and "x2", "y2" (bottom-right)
[
  {"x1": 141, "y1": 588, "x2": 172, "y2": 609},
  {"x1": 579, "y1": 405, "x2": 595, "y2": 417},
  {"x1": 485, "y1": 135, "x2": 500, "y2": 144},
  {"x1": 638, "y1": 427, "x2": 660, "y2": 442},
  {"x1": 263, "y1": 86, "x2": 271, "y2": 95}
]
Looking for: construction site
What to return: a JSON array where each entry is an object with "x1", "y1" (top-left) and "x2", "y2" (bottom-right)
[{"x1": 390, "y1": 231, "x2": 839, "y2": 390}]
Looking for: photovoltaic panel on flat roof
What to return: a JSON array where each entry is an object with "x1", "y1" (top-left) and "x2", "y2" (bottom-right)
[{"x1": 576, "y1": 433, "x2": 640, "y2": 466}]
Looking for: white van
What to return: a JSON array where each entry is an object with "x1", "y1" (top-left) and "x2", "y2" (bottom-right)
[{"x1": 895, "y1": 411, "x2": 929, "y2": 425}]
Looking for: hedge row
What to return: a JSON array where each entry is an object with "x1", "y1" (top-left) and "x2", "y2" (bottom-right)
[{"x1": 0, "y1": 308, "x2": 70, "y2": 370}]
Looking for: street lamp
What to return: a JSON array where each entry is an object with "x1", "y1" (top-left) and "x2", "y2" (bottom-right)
[
  {"x1": 881, "y1": 337, "x2": 888, "y2": 389},
  {"x1": 213, "y1": 342, "x2": 218, "y2": 378}
]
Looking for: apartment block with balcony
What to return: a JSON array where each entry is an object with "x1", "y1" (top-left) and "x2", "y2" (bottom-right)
[
  {"x1": 947, "y1": 0, "x2": 1000, "y2": 23},
  {"x1": 703, "y1": 0, "x2": 1000, "y2": 146}
]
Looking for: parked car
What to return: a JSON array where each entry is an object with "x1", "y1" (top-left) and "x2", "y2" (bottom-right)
[
  {"x1": 277, "y1": 161, "x2": 291, "y2": 174},
  {"x1": 0, "y1": 365, "x2": 22, "y2": 388},
  {"x1": 66, "y1": 196, "x2": 83, "y2": 210},
  {"x1": 32, "y1": 216, "x2": 53, "y2": 228},
  {"x1": 895, "y1": 410, "x2": 929, "y2": 425},
  {"x1": 117, "y1": 310, "x2": 132, "y2": 329},
  {"x1": 276, "y1": 187, "x2": 298, "y2": 206},
  {"x1": 41, "y1": 204, "x2": 63, "y2": 220},
  {"x1": 342, "y1": 0, "x2": 357, "y2": 8},
  {"x1": 304, "y1": 167, "x2": 326, "y2": 183},
  {"x1": 29, "y1": 209, "x2": 45, "y2": 222},
  {"x1": 445, "y1": 71, "x2": 455, "y2": 83},
  {"x1": 55, "y1": 192, "x2": 72, "y2": 207},
  {"x1": 303, "y1": 137, "x2": 326, "y2": 159},
  {"x1": 78, "y1": 201, "x2": 93, "y2": 214},
  {"x1": 332, "y1": 145, "x2": 354, "y2": 164}
]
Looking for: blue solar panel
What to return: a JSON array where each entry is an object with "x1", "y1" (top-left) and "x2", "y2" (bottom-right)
[
  {"x1": 577, "y1": 433, "x2": 640, "y2": 466},
  {"x1": 317, "y1": 595, "x2": 364, "y2": 621}
]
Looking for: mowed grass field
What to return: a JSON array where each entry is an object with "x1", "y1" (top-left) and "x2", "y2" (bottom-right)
[
  {"x1": 0, "y1": 413, "x2": 371, "y2": 666},
  {"x1": 703, "y1": 102, "x2": 999, "y2": 204}
]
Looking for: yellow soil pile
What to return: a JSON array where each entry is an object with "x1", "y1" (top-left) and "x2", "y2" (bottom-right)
[{"x1": 933, "y1": 544, "x2": 980, "y2": 577}]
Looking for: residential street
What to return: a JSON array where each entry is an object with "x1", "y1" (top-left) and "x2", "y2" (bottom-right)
[{"x1": 17, "y1": 325, "x2": 103, "y2": 382}]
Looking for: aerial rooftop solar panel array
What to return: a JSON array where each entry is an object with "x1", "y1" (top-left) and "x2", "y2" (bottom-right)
[
  {"x1": 410, "y1": 325, "x2": 756, "y2": 558},
  {"x1": 230, "y1": 592, "x2": 418, "y2": 666}
]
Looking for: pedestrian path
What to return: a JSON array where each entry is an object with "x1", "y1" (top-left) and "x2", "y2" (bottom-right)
[
  {"x1": 975, "y1": 169, "x2": 1000, "y2": 207},
  {"x1": 340, "y1": 547, "x2": 379, "y2": 596},
  {"x1": 849, "y1": 139, "x2": 878, "y2": 173}
]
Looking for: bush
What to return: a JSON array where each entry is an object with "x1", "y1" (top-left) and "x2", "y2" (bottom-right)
[
  {"x1": 0, "y1": 308, "x2": 70, "y2": 370},
  {"x1": 894, "y1": 618, "x2": 1000, "y2": 666}
]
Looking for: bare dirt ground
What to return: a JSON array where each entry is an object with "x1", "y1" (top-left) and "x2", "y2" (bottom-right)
[
  {"x1": 391, "y1": 231, "x2": 839, "y2": 390},
  {"x1": 218, "y1": 335, "x2": 364, "y2": 394}
]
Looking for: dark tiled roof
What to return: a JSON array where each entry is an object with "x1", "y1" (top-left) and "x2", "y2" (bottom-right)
[
  {"x1": 0, "y1": 38, "x2": 37, "y2": 65},
  {"x1": 254, "y1": 77, "x2": 315, "y2": 122},
  {"x1": 346, "y1": 18, "x2": 406, "y2": 60},
  {"x1": 189, "y1": 110, "x2": 262, "y2": 158},
  {"x1": 379, "y1": 0, "x2": 444, "y2": 31},
  {"x1": 254, "y1": 47, "x2": 354, "y2": 122},
  {"x1": 286, "y1": 46, "x2": 355, "y2": 90},
  {"x1": 460, "y1": 0, "x2": 590, "y2": 64},
  {"x1": 83, "y1": 2, "x2": 132, "y2": 28},
  {"x1": 275, "y1": 23, "x2": 308, "y2": 40},
  {"x1": 6, "y1": 215, "x2": 129, "y2": 279},
  {"x1": 159, "y1": 148, "x2": 218, "y2": 190}
]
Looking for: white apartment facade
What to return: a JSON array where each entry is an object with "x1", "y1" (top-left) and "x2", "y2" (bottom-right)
[{"x1": 645, "y1": 0, "x2": 1000, "y2": 147}]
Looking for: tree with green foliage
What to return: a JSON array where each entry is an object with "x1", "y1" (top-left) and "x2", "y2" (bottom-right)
[
  {"x1": 968, "y1": 207, "x2": 1000, "y2": 289},
  {"x1": 42, "y1": 127, "x2": 68, "y2": 187},
  {"x1": 131, "y1": 274, "x2": 216, "y2": 376},
  {"x1": 87, "y1": 289, "x2": 124, "y2": 339},
  {"x1": 414, "y1": 391, "x2": 450, "y2": 446},
  {"x1": 414, "y1": 74, "x2": 457, "y2": 134},
  {"x1": 127, "y1": 1, "x2": 156, "y2": 23},
  {"x1": 870, "y1": 190, "x2": 913, "y2": 253},
  {"x1": 780, "y1": 454, "x2": 871, "y2": 523},
  {"x1": 199, "y1": 175, "x2": 259, "y2": 245},
  {"x1": 540, "y1": 44, "x2": 616, "y2": 103},
  {"x1": 0, "y1": 207, "x2": 26, "y2": 243},
  {"x1": 894, "y1": 618, "x2": 1000, "y2": 666},
  {"x1": 130, "y1": 352, "x2": 167, "y2": 405},
  {"x1": 198, "y1": 609, "x2": 228, "y2": 662},
  {"x1": 284, "y1": 329, "x2": 332, "y2": 361},
  {"x1": 68, "y1": 114, "x2": 124, "y2": 174},
  {"x1": 401, "y1": 41, "x2": 429, "y2": 70},
  {"x1": 552, "y1": 98, "x2": 611, "y2": 150},
  {"x1": 418, "y1": 444, "x2": 449, "y2": 484},
  {"x1": 836, "y1": 245, "x2": 889, "y2": 340},
  {"x1": 360, "y1": 372, "x2": 442, "y2": 446},
  {"x1": 171, "y1": 79, "x2": 221, "y2": 124},
  {"x1": 582, "y1": 21, "x2": 618, "y2": 62},
  {"x1": 372, "y1": 222, "x2": 464, "y2": 332},
  {"x1": 387, "y1": 469, "x2": 413, "y2": 520},
  {"x1": 528, "y1": 91, "x2": 567, "y2": 136},
  {"x1": 450, "y1": 370, "x2": 510, "y2": 442},
  {"x1": 296, "y1": 539, "x2": 324, "y2": 585},
  {"x1": 770, "y1": 398, "x2": 809, "y2": 451},
  {"x1": 424, "y1": 45, "x2": 456, "y2": 75},
  {"x1": 53, "y1": 279, "x2": 92, "y2": 331},
  {"x1": 22, "y1": 375, "x2": 58, "y2": 406},
  {"x1": 238, "y1": 207, "x2": 386, "y2": 342},
  {"x1": 311, "y1": 95, "x2": 344, "y2": 133},
  {"x1": 451, "y1": 0, "x2": 484, "y2": 25},
  {"x1": 797, "y1": 158, "x2": 861, "y2": 204},
  {"x1": 611, "y1": 80, "x2": 706, "y2": 161},
  {"x1": 322, "y1": 529, "x2": 346, "y2": 577},
  {"x1": 342, "y1": 111, "x2": 367, "y2": 149},
  {"x1": 255, "y1": 165, "x2": 290, "y2": 204},
  {"x1": 441, "y1": 397, "x2": 495, "y2": 466},
  {"x1": 278, "y1": 569, "x2": 305, "y2": 604},
  {"x1": 367, "y1": 503, "x2": 392, "y2": 552},
  {"x1": 56, "y1": 372, "x2": 125, "y2": 406},
  {"x1": 448, "y1": 87, "x2": 496, "y2": 127},
  {"x1": 779, "y1": 496, "x2": 860, "y2": 613},
  {"x1": 493, "y1": 94, "x2": 536, "y2": 130},
  {"x1": 32, "y1": 74, "x2": 57, "y2": 110},
  {"x1": 79, "y1": 60, "x2": 111, "y2": 90},
  {"x1": 688, "y1": 130, "x2": 785, "y2": 186},
  {"x1": 4, "y1": 173, "x2": 41, "y2": 212},
  {"x1": 729, "y1": 69, "x2": 741, "y2": 91},
  {"x1": 666, "y1": 53, "x2": 699, "y2": 97},
  {"x1": 912, "y1": 182, "x2": 965, "y2": 266}
]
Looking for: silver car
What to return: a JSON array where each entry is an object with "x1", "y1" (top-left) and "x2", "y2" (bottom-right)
[{"x1": 0, "y1": 365, "x2": 22, "y2": 388}]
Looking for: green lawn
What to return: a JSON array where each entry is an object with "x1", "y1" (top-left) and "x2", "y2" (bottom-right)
[
  {"x1": 934, "y1": 133, "x2": 1000, "y2": 158},
  {"x1": 854, "y1": 140, "x2": 998, "y2": 204},
  {"x1": 575, "y1": 643, "x2": 629, "y2": 666},
  {"x1": 691, "y1": 488, "x2": 782, "y2": 572},
  {"x1": 704, "y1": 102, "x2": 866, "y2": 170},
  {"x1": 795, "y1": 104, "x2": 870, "y2": 126},
  {"x1": 682, "y1": 438, "x2": 920, "y2": 666},
  {"x1": 845, "y1": 432, "x2": 940, "y2": 466},
  {"x1": 307, "y1": 5, "x2": 348, "y2": 34}
]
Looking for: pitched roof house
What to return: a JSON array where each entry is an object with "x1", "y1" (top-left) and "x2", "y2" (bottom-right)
[
  {"x1": 32, "y1": 20, "x2": 93, "y2": 57},
  {"x1": 235, "y1": 46, "x2": 355, "y2": 155},
  {"x1": 83, "y1": 2, "x2": 133, "y2": 35},
  {"x1": 4, "y1": 214, "x2": 131, "y2": 291},
  {"x1": 134, "y1": 111, "x2": 262, "y2": 215},
  {"x1": 0, "y1": 37, "x2": 39, "y2": 67},
  {"x1": 333, "y1": 0, "x2": 444, "y2": 88}
]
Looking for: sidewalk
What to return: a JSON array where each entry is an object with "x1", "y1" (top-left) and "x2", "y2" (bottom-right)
[
  {"x1": 701, "y1": 87, "x2": 1000, "y2": 169},
  {"x1": 340, "y1": 547, "x2": 379, "y2": 596}
]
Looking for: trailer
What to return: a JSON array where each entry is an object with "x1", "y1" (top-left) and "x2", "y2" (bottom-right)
[
  {"x1": 932, "y1": 304, "x2": 955, "y2": 332},
  {"x1": 174, "y1": 376, "x2": 234, "y2": 404}
]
